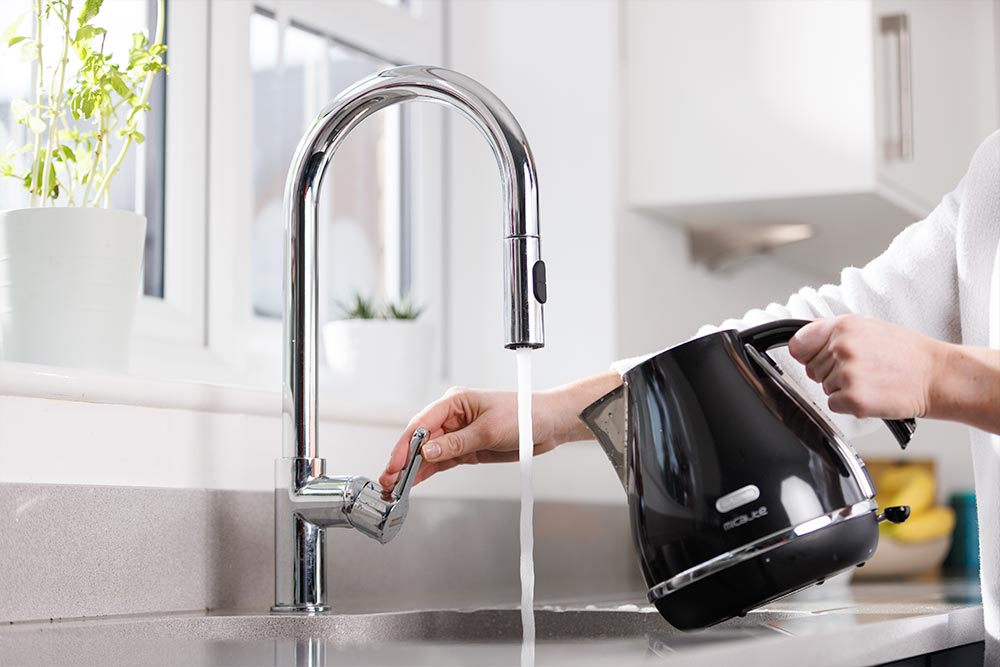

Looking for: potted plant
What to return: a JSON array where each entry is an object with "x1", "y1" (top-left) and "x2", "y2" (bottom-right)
[
  {"x1": 0, "y1": 0, "x2": 167, "y2": 371},
  {"x1": 322, "y1": 293, "x2": 433, "y2": 406}
]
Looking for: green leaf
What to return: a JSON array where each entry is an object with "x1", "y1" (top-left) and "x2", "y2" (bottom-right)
[
  {"x1": 25, "y1": 115, "x2": 45, "y2": 134},
  {"x1": 131, "y1": 31, "x2": 147, "y2": 51},
  {"x1": 7, "y1": 36, "x2": 27, "y2": 47},
  {"x1": 108, "y1": 71, "x2": 129, "y2": 98},
  {"x1": 78, "y1": 0, "x2": 104, "y2": 26},
  {"x1": 60, "y1": 145, "x2": 76, "y2": 162},
  {"x1": 10, "y1": 98, "x2": 30, "y2": 121},
  {"x1": 74, "y1": 24, "x2": 98, "y2": 43},
  {"x1": 0, "y1": 149, "x2": 13, "y2": 177},
  {"x1": 47, "y1": 161, "x2": 58, "y2": 198},
  {"x1": 130, "y1": 130, "x2": 144, "y2": 144},
  {"x1": 0, "y1": 10, "x2": 28, "y2": 46},
  {"x1": 18, "y1": 40, "x2": 38, "y2": 63},
  {"x1": 80, "y1": 93, "x2": 96, "y2": 118}
]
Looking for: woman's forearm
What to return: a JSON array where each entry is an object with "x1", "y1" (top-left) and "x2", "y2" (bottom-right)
[
  {"x1": 539, "y1": 371, "x2": 623, "y2": 445},
  {"x1": 929, "y1": 343, "x2": 1000, "y2": 435}
]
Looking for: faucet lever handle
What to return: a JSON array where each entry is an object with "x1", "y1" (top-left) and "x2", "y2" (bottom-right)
[{"x1": 393, "y1": 427, "x2": 429, "y2": 500}]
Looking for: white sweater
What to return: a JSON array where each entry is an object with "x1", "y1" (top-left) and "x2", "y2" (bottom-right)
[{"x1": 613, "y1": 129, "x2": 1000, "y2": 653}]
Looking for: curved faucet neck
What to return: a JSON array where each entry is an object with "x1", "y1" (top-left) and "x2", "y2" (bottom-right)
[{"x1": 281, "y1": 65, "x2": 545, "y2": 461}]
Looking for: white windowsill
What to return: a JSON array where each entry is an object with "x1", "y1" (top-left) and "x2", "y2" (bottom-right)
[{"x1": 0, "y1": 360, "x2": 416, "y2": 427}]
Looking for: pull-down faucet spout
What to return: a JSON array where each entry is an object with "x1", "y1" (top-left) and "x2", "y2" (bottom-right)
[{"x1": 273, "y1": 66, "x2": 547, "y2": 613}]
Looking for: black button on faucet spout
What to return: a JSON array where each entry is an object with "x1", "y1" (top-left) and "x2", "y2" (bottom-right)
[{"x1": 532, "y1": 260, "x2": 547, "y2": 304}]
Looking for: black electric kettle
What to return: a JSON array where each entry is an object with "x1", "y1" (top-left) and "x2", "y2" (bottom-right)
[{"x1": 580, "y1": 319, "x2": 915, "y2": 630}]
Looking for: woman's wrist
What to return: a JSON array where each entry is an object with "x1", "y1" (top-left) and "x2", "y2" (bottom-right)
[
  {"x1": 538, "y1": 371, "x2": 623, "y2": 445},
  {"x1": 927, "y1": 342, "x2": 1000, "y2": 434}
]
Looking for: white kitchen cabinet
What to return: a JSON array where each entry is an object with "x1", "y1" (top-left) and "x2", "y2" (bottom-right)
[
  {"x1": 624, "y1": 0, "x2": 998, "y2": 277},
  {"x1": 873, "y1": 0, "x2": 999, "y2": 212}
]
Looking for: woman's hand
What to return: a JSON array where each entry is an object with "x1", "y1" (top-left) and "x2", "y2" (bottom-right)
[
  {"x1": 788, "y1": 315, "x2": 946, "y2": 420},
  {"x1": 789, "y1": 314, "x2": 1000, "y2": 434},
  {"x1": 379, "y1": 372, "x2": 622, "y2": 489}
]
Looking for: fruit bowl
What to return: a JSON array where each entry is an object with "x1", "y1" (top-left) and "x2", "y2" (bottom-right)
[{"x1": 854, "y1": 535, "x2": 952, "y2": 579}]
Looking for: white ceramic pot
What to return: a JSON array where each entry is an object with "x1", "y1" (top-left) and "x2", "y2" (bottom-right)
[
  {"x1": 0, "y1": 207, "x2": 146, "y2": 371},
  {"x1": 322, "y1": 318, "x2": 433, "y2": 406}
]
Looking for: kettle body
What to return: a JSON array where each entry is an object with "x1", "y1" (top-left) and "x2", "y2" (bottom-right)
[{"x1": 581, "y1": 319, "x2": 915, "y2": 629}]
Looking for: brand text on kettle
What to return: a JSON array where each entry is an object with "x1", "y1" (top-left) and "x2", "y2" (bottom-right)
[{"x1": 723, "y1": 506, "x2": 769, "y2": 531}]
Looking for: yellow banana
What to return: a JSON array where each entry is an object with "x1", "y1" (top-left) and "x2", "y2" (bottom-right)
[
  {"x1": 884, "y1": 506, "x2": 956, "y2": 543},
  {"x1": 876, "y1": 465, "x2": 917, "y2": 498},
  {"x1": 876, "y1": 465, "x2": 936, "y2": 516}
]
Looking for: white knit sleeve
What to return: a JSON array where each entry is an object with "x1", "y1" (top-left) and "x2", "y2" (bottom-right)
[{"x1": 609, "y1": 178, "x2": 963, "y2": 438}]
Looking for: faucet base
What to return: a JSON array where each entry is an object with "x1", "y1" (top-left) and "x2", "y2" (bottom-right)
[{"x1": 271, "y1": 603, "x2": 330, "y2": 615}]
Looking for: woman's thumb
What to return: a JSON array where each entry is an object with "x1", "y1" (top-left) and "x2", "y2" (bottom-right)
[{"x1": 422, "y1": 425, "x2": 480, "y2": 463}]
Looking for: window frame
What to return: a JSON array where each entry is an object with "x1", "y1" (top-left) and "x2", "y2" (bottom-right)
[
  {"x1": 186, "y1": 0, "x2": 445, "y2": 387},
  {"x1": 132, "y1": 0, "x2": 209, "y2": 354}
]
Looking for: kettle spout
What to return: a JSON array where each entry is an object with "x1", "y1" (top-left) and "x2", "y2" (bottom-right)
[{"x1": 579, "y1": 385, "x2": 628, "y2": 490}]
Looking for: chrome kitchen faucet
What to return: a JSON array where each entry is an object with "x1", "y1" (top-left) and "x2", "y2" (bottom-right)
[{"x1": 274, "y1": 66, "x2": 546, "y2": 613}]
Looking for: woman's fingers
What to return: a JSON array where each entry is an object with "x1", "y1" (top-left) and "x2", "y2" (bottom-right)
[
  {"x1": 789, "y1": 318, "x2": 835, "y2": 366},
  {"x1": 381, "y1": 392, "x2": 463, "y2": 480},
  {"x1": 827, "y1": 389, "x2": 866, "y2": 418},
  {"x1": 822, "y1": 369, "x2": 845, "y2": 395},
  {"x1": 806, "y1": 350, "x2": 837, "y2": 384},
  {"x1": 422, "y1": 422, "x2": 486, "y2": 463}
]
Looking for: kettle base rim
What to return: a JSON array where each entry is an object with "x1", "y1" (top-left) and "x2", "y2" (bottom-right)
[
  {"x1": 648, "y1": 504, "x2": 879, "y2": 631},
  {"x1": 647, "y1": 499, "x2": 877, "y2": 602}
]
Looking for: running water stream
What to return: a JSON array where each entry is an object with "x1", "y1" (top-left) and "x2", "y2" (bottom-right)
[{"x1": 516, "y1": 349, "x2": 535, "y2": 667}]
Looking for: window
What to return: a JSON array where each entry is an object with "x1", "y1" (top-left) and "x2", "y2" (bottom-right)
[
  {"x1": 1, "y1": 0, "x2": 443, "y2": 388},
  {"x1": 205, "y1": 0, "x2": 443, "y2": 387},
  {"x1": 249, "y1": 10, "x2": 411, "y2": 322},
  {"x1": 0, "y1": 0, "x2": 166, "y2": 297}
]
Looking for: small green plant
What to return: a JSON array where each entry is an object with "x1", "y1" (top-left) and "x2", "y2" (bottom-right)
[
  {"x1": 338, "y1": 293, "x2": 380, "y2": 320},
  {"x1": 384, "y1": 297, "x2": 424, "y2": 321},
  {"x1": 337, "y1": 292, "x2": 424, "y2": 321},
  {"x1": 0, "y1": 0, "x2": 167, "y2": 207}
]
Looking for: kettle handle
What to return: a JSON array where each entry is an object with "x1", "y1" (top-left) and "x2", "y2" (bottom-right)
[{"x1": 740, "y1": 318, "x2": 916, "y2": 449}]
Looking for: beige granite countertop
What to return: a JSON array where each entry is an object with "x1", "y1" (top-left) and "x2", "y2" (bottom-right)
[{"x1": 0, "y1": 579, "x2": 984, "y2": 666}]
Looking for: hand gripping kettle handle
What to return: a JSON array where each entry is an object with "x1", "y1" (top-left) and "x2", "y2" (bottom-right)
[{"x1": 740, "y1": 319, "x2": 916, "y2": 449}]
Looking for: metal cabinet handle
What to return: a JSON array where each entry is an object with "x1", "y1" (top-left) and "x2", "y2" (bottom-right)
[{"x1": 879, "y1": 13, "x2": 914, "y2": 162}]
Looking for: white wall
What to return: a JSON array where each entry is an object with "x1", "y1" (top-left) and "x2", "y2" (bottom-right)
[
  {"x1": 443, "y1": 0, "x2": 619, "y2": 393},
  {"x1": 0, "y1": 391, "x2": 626, "y2": 502}
]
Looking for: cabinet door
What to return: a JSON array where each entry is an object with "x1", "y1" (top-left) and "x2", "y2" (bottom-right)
[
  {"x1": 625, "y1": 0, "x2": 877, "y2": 209},
  {"x1": 873, "y1": 0, "x2": 998, "y2": 214}
]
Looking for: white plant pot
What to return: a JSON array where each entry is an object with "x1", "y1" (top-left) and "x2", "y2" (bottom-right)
[
  {"x1": 322, "y1": 318, "x2": 433, "y2": 406},
  {"x1": 0, "y1": 207, "x2": 146, "y2": 371}
]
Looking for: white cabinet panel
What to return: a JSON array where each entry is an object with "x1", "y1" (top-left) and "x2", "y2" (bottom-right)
[{"x1": 626, "y1": 0, "x2": 876, "y2": 208}]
